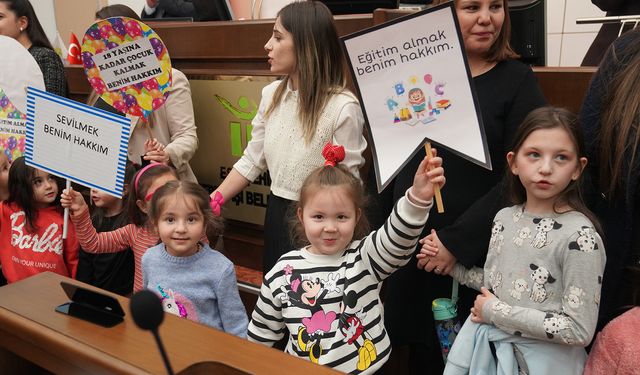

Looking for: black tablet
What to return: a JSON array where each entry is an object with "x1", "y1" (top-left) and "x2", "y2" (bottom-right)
[{"x1": 55, "y1": 281, "x2": 125, "y2": 328}]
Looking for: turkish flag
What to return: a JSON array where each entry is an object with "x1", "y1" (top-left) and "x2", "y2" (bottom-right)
[{"x1": 67, "y1": 32, "x2": 82, "y2": 65}]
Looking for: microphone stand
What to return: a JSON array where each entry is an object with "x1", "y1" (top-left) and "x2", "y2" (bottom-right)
[{"x1": 152, "y1": 329, "x2": 175, "y2": 375}]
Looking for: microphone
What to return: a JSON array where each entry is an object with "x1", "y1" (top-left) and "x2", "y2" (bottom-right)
[{"x1": 130, "y1": 290, "x2": 175, "y2": 375}]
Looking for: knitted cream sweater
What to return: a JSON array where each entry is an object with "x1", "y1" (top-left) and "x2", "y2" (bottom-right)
[{"x1": 234, "y1": 80, "x2": 366, "y2": 200}]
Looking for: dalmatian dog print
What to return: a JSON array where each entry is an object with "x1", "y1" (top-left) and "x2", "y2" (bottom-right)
[
  {"x1": 530, "y1": 263, "x2": 556, "y2": 303},
  {"x1": 568, "y1": 226, "x2": 599, "y2": 253},
  {"x1": 489, "y1": 220, "x2": 505, "y2": 254},
  {"x1": 543, "y1": 312, "x2": 570, "y2": 341},
  {"x1": 531, "y1": 218, "x2": 562, "y2": 248}
]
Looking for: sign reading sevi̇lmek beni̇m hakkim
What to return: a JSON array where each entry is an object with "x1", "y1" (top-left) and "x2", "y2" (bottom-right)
[
  {"x1": 25, "y1": 86, "x2": 131, "y2": 197},
  {"x1": 342, "y1": 2, "x2": 491, "y2": 192}
]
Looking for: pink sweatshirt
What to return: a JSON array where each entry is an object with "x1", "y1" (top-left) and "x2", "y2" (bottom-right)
[{"x1": 584, "y1": 307, "x2": 640, "y2": 375}]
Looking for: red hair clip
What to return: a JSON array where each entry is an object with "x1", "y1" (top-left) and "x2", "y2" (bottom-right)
[{"x1": 322, "y1": 142, "x2": 345, "y2": 166}]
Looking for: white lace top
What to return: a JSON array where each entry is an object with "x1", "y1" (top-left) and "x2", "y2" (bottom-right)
[{"x1": 233, "y1": 80, "x2": 367, "y2": 200}]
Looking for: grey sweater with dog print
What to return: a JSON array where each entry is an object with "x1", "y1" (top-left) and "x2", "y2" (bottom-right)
[{"x1": 451, "y1": 205, "x2": 606, "y2": 346}]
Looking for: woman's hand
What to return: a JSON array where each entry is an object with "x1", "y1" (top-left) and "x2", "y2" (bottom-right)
[
  {"x1": 60, "y1": 187, "x2": 87, "y2": 215},
  {"x1": 146, "y1": 0, "x2": 159, "y2": 7},
  {"x1": 143, "y1": 138, "x2": 170, "y2": 165},
  {"x1": 470, "y1": 287, "x2": 495, "y2": 324},
  {"x1": 417, "y1": 229, "x2": 457, "y2": 275},
  {"x1": 410, "y1": 149, "x2": 445, "y2": 204}
]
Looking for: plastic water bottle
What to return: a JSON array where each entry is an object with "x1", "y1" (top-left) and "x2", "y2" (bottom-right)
[{"x1": 432, "y1": 283, "x2": 461, "y2": 362}]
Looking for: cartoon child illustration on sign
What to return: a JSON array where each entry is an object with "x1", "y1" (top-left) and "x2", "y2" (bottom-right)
[
  {"x1": 408, "y1": 88, "x2": 427, "y2": 118},
  {"x1": 387, "y1": 73, "x2": 452, "y2": 127}
]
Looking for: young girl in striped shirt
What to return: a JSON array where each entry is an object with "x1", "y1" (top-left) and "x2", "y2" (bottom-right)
[
  {"x1": 61, "y1": 163, "x2": 178, "y2": 291},
  {"x1": 247, "y1": 144, "x2": 445, "y2": 374}
]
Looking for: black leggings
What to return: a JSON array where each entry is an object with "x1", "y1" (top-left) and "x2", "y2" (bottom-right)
[{"x1": 262, "y1": 193, "x2": 296, "y2": 273}]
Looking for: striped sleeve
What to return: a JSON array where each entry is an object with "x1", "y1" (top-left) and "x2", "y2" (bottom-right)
[
  {"x1": 247, "y1": 276, "x2": 286, "y2": 345},
  {"x1": 361, "y1": 191, "x2": 432, "y2": 281},
  {"x1": 71, "y1": 208, "x2": 136, "y2": 254}
]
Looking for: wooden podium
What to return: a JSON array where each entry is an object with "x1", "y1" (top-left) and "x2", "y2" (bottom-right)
[{"x1": 0, "y1": 272, "x2": 338, "y2": 374}]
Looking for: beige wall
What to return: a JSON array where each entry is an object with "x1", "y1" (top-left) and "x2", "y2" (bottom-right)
[
  {"x1": 53, "y1": 0, "x2": 107, "y2": 44},
  {"x1": 546, "y1": 0, "x2": 606, "y2": 66}
]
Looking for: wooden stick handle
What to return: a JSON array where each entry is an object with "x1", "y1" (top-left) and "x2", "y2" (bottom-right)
[
  {"x1": 424, "y1": 142, "x2": 444, "y2": 213},
  {"x1": 62, "y1": 180, "x2": 71, "y2": 239}
]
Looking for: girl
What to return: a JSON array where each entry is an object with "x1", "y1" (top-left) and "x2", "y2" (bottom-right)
[
  {"x1": 0, "y1": 157, "x2": 79, "y2": 283},
  {"x1": 211, "y1": 1, "x2": 367, "y2": 272},
  {"x1": 61, "y1": 163, "x2": 178, "y2": 292},
  {"x1": 75, "y1": 162, "x2": 138, "y2": 296},
  {"x1": 0, "y1": 0, "x2": 66, "y2": 97},
  {"x1": 420, "y1": 108, "x2": 606, "y2": 374},
  {"x1": 248, "y1": 143, "x2": 445, "y2": 374},
  {"x1": 142, "y1": 181, "x2": 247, "y2": 337}
]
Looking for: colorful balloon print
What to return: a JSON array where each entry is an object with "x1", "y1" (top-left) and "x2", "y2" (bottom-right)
[
  {"x1": 81, "y1": 17, "x2": 172, "y2": 120},
  {"x1": 0, "y1": 88, "x2": 26, "y2": 161}
]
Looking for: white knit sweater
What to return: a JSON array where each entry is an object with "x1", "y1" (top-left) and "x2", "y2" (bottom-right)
[{"x1": 233, "y1": 80, "x2": 367, "y2": 200}]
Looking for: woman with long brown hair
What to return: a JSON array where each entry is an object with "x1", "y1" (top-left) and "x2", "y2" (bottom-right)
[
  {"x1": 211, "y1": 1, "x2": 367, "y2": 273},
  {"x1": 580, "y1": 28, "x2": 640, "y2": 332}
]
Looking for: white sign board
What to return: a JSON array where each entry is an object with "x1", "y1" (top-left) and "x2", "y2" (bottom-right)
[
  {"x1": 342, "y1": 3, "x2": 490, "y2": 192},
  {"x1": 25, "y1": 87, "x2": 131, "y2": 197},
  {"x1": 0, "y1": 36, "x2": 45, "y2": 162},
  {"x1": 92, "y1": 38, "x2": 163, "y2": 91}
]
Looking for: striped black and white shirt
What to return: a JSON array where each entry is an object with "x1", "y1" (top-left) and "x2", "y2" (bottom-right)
[{"x1": 248, "y1": 192, "x2": 433, "y2": 374}]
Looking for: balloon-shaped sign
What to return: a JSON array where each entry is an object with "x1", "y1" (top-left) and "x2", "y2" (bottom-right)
[
  {"x1": 81, "y1": 17, "x2": 172, "y2": 120},
  {"x1": 0, "y1": 36, "x2": 45, "y2": 161}
]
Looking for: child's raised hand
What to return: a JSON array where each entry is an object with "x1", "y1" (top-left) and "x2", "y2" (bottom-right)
[
  {"x1": 409, "y1": 150, "x2": 445, "y2": 204},
  {"x1": 60, "y1": 186, "x2": 87, "y2": 215},
  {"x1": 470, "y1": 287, "x2": 496, "y2": 324}
]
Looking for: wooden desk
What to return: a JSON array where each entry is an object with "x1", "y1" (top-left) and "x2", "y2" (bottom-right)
[{"x1": 0, "y1": 272, "x2": 338, "y2": 374}]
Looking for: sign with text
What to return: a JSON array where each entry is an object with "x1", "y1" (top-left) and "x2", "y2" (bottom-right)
[
  {"x1": 92, "y1": 38, "x2": 162, "y2": 91},
  {"x1": 81, "y1": 17, "x2": 172, "y2": 120},
  {"x1": 342, "y1": 3, "x2": 490, "y2": 192},
  {"x1": 25, "y1": 87, "x2": 131, "y2": 197}
]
